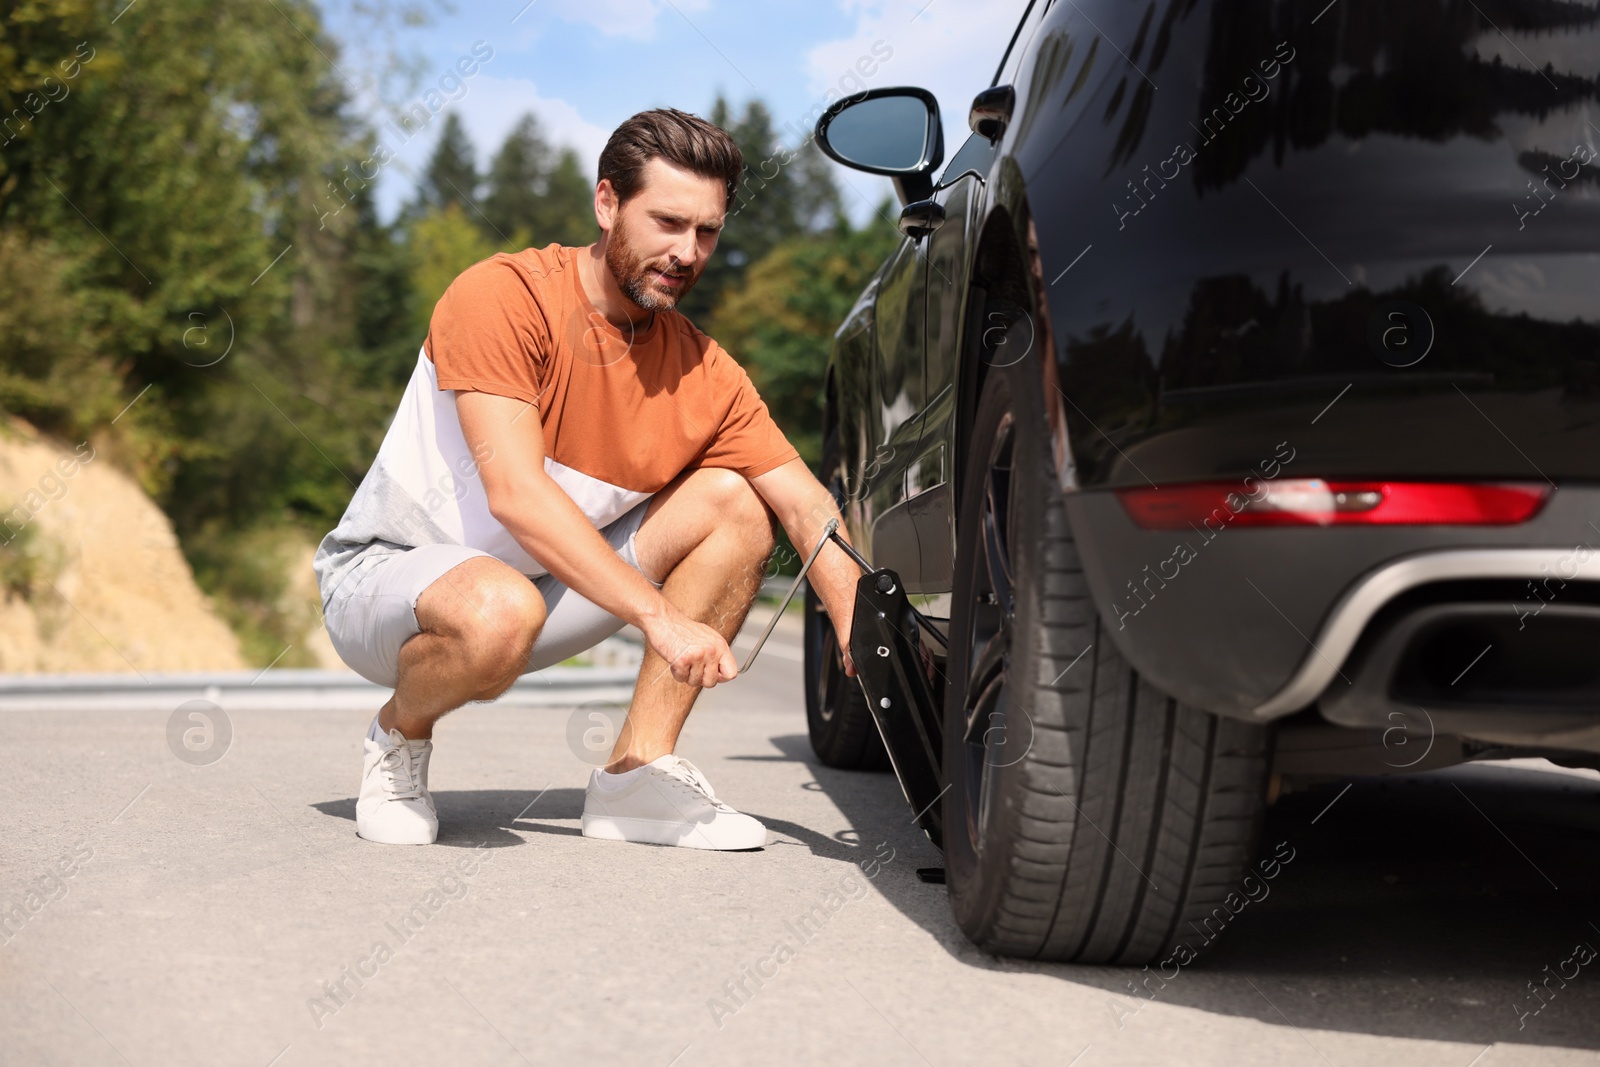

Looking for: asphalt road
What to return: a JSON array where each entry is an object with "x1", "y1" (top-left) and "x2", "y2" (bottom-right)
[{"x1": 3, "y1": 610, "x2": 1600, "y2": 1066}]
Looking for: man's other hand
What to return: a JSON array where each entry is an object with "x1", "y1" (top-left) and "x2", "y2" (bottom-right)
[{"x1": 643, "y1": 607, "x2": 738, "y2": 687}]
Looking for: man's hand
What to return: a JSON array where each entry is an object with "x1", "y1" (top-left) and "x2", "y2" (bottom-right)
[
  {"x1": 837, "y1": 615, "x2": 856, "y2": 677},
  {"x1": 641, "y1": 605, "x2": 738, "y2": 687}
]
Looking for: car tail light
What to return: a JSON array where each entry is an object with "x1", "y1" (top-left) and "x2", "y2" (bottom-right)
[{"x1": 1115, "y1": 480, "x2": 1550, "y2": 530}]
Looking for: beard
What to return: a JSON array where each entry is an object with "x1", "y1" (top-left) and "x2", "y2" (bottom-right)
[{"x1": 604, "y1": 214, "x2": 702, "y2": 313}]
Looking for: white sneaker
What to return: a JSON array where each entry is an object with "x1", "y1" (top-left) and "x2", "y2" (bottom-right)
[
  {"x1": 582, "y1": 754, "x2": 767, "y2": 851},
  {"x1": 356, "y1": 726, "x2": 438, "y2": 845}
]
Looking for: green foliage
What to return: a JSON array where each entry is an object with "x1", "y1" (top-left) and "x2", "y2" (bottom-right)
[
  {"x1": 0, "y1": 0, "x2": 423, "y2": 661},
  {"x1": 482, "y1": 114, "x2": 594, "y2": 249},
  {"x1": 0, "y1": 230, "x2": 123, "y2": 440},
  {"x1": 483, "y1": 113, "x2": 552, "y2": 239},
  {"x1": 346, "y1": 178, "x2": 422, "y2": 392},
  {"x1": 0, "y1": 523, "x2": 63, "y2": 602},
  {"x1": 541, "y1": 148, "x2": 598, "y2": 248},
  {"x1": 183, "y1": 521, "x2": 320, "y2": 668},
  {"x1": 406, "y1": 202, "x2": 500, "y2": 338},
  {"x1": 0, "y1": 0, "x2": 370, "y2": 510},
  {"x1": 418, "y1": 112, "x2": 479, "y2": 213}
]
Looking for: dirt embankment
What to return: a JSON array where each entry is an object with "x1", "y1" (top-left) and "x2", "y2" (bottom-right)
[{"x1": 0, "y1": 416, "x2": 246, "y2": 673}]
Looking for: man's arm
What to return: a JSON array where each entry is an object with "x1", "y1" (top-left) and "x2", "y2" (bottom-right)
[
  {"x1": 749, "y1": 457, "x2": 860, "y2": 676},
  {"x1": 458, "y1": 390, "x2": 737, "y2": 688}
]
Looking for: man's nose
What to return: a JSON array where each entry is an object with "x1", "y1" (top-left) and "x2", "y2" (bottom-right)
[{"x1": 670, "y1": 230, "x2": 700, "y2": 266}]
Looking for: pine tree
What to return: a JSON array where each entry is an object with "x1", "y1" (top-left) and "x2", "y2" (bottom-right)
[
  {"x1": 419, "y1": 113, "x2": 479, "y2": 213},
  {"x1": 483, "y1": 113, "x2": 552, "y2": 242},
  {"x1": 481, "y1": 116, "x2": 593, "y2": 250},
  {"x1": 535, "y1": 147, "x2": 596, "y2": 248}
]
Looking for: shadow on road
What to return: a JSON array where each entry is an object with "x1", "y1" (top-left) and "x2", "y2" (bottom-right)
[
  {"x1": 312, "y1": 778, "x2": 906, "y2": 862},
  {"x1": 313, "y1": 790, "x2": 590, "y2": 848},
  {"x1": 312, "y1": 782, "x2": 878, "y2": 858},
  {"x1": 745, "y1": 732, "x2": 1600, "y2": 1053}
]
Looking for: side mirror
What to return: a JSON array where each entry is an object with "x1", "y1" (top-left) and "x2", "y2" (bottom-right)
[{"x1": 815, "y1": 87, "x2": 944, "y2": 206}]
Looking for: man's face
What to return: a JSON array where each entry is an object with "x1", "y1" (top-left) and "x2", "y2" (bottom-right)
[{"x1": 602, "y1": 157, "x2": 725, "y2": 313}]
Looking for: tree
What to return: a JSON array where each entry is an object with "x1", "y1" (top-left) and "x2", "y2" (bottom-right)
[
  {"x1": 790, "y1": 138, "x2": 847, "y2": 233},
  {"x1": 482, "y1": 115, "x2": 593, "y2": 250},
  {"x1": 418, "y1": 112, "x2": 479, "y2": 213},
  {"x1": 406, "y1": 203, "x2": 499, "y2": 341},
  {"x1": 346, "y1": 176, "x2": 421, "y2": 391},
  {"x1": 536, "y1": 147, "x2": 596, "y2": 248},
  {"x1": 483, "y1": 113, "x2": 552, "y2": 242}
]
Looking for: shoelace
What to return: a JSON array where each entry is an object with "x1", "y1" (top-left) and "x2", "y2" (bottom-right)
[
  {"x1": 658, "y1": 757, "x2": 731, "y2": 810},
  {"x1": 379, "y1": 736, "x2": 425, "y2": 802}
]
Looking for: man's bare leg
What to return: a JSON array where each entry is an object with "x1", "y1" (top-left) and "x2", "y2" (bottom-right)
[
  {"x1": 607, "y1": 467, "x2": 776, "y2": 771},
  {"x1": 376, "y1": 556, "x2": 548, "y2": 740}
]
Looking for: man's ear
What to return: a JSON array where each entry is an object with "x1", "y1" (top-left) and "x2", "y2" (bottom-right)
[{"x1": 594, "y1": 178, "x2": 618, "y2": 235}]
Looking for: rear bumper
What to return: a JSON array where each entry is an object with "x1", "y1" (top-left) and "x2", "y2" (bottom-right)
[{"x1": 1065, "y1": 486, "x2": 1600, "y2": 738}]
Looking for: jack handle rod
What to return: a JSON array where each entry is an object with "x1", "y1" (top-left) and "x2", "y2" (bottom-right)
[{"x1": 739, "y1": 518, "x2": 840, "y2": 675}]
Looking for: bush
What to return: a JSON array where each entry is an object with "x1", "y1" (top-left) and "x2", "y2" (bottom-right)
[
  {"x1": 182, "y1": 521, "x2": 321, "y2": 668},
  {"x1": 0, "y1": 523, "x2": 63, "y2": 603},
  {"x1": 0, "y1": 231, "x2": 127, "y2": 444}
]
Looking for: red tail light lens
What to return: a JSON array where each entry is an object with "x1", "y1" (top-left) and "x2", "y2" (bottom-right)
[{"x1": 1115, "y1": 480, "x2": 1550, "y2": 530}]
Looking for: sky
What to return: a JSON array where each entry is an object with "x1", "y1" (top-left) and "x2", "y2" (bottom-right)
[{"x1": 319, "y1": 0, "x2": 1030, "y2": 224}]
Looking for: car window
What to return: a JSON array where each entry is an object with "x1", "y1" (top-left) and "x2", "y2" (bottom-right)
[{"x1": 937, "y1": 131, "x2": 997, "y2": 187}]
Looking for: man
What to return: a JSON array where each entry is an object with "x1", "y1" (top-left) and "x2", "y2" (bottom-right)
[{"x1": 313, "y1": 108, "x2": 859, "y2": 849}]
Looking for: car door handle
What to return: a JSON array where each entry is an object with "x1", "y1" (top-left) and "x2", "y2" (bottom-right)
[
  {"x1": 898, "y1": 199, "x2": 946, "y2": 240},
  {"x1": 969, "y1": 84, "x2": 1015, "y2": 141}
]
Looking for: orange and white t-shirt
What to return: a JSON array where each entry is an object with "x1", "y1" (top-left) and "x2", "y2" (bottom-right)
[{"x1": 313, "y1": 243, "x2": 798, "y2": 601}]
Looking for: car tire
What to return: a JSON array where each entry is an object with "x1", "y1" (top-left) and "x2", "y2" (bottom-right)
[
  {"x1": 942, "y1": 335, "x2": 1269, "y2": 964},
  {"x1": 804, "y1": 428, "x2": 890, "y2": 771}
]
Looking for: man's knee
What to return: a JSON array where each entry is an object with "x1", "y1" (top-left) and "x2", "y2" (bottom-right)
[
  {"x1": 470, "y1": 578, "x2": 547, "y2": 661},
  {"x1": 418, "y1": 559, "x2": 545, "y2": 674}
]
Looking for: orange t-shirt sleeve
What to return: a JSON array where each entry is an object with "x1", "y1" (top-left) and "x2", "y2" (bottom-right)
[
  {"x1": 424, "y1": 254, "x2": 549, "y2": 407},
  {"x1": 696, "y1": 344, "x2": 801, "y2": 478}
]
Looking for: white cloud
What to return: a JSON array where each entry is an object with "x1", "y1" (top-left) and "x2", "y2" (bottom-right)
[
  {"x1": 536, "y1": 0, "x2": 713, "y2": 41},
  {"x1": 453, "y1": 75, "x2": 614, "y2": 173}
]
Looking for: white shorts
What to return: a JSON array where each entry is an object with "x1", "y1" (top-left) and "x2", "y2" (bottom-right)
[{"x1": 322, "y1": 499, "x2": 657, "y2": 688}]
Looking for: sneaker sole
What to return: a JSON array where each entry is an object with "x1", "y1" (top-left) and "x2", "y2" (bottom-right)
[
  {"x1": 581, "y1": 813, "x2": 765, "y2": 851},
  {"x1": 356, "y1": 827, "x2": 438, "y2": 845},
  {"x1": 356, "y1": 810, "x2": 439, "y2": 845}
]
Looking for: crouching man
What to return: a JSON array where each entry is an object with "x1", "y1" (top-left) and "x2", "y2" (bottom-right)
[{"x1": 312, "y1": 107, "x2": 858, "y2": 849}]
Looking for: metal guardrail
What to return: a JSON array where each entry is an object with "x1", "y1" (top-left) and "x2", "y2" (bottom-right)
[{"x1": 0, "y1": 592, "x2": 808, "y2": 713}]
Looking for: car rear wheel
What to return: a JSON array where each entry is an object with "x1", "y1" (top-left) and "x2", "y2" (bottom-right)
[
  {"x1": 942, "y1": 335, "x2": 1269, "y2": 964},
  {"x1": 804, "y1": 427, "x2": 889, "y2": 771}
]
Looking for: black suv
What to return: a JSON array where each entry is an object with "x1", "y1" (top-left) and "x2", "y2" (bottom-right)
[{"x1": 802, "y1": 0, "x2": 1600, "y2": 965}]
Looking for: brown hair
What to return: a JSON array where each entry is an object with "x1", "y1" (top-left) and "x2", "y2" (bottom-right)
[{"x1": 597, "y1": 108, "x2": 743, "y2": 209}]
